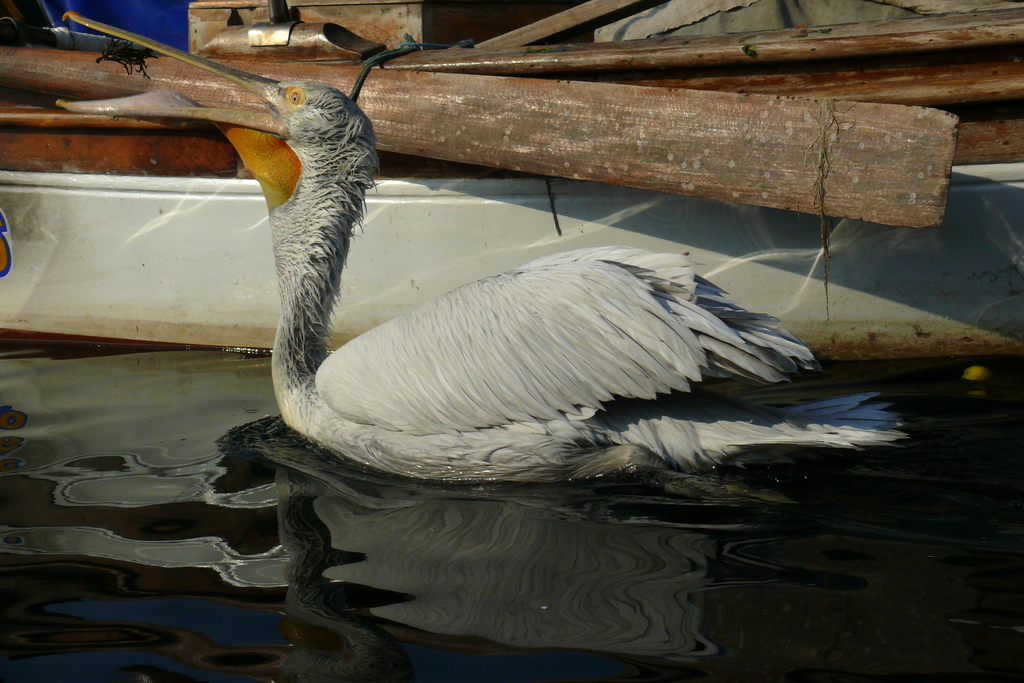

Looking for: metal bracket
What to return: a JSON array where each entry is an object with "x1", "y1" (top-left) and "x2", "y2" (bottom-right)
[{"x1": 248, "y1": 20, "x2": 299, "y2": 47}]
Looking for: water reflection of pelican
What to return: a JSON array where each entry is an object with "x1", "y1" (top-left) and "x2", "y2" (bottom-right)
[
  {"x1": 220, "y1": 416, "x2": 797, "y2": 680},
  {"x1": 296, "y1": 474, "x2": 719, "y2": 657},
  {"x1": 221, "y1": 408, "x2": 1024, "y2": 681}
]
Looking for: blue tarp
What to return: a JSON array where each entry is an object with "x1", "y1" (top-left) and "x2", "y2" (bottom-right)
[{"x1": 38, "y1": 0, "x2": 192, "y2": 50}]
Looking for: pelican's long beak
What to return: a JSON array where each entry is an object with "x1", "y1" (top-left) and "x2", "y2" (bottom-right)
[
  {"x1": 57, "y1": 12, "x2": 287, "y2": 138},
  {"x1": 56, "y1": 13, "x2": 302, "y2": 209}
]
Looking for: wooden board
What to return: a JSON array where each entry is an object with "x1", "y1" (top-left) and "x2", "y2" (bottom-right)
[
  {"x1": 0, "y1": 46, "x2": 958, "y2": 227},
  {"x1": 476, "y1": 0, "x2": 672, "y2": 48},
  {"x1": 6, "y1": 103, "x2": 1016, "y2": 169},
  {"x1": 0, "y1": 124, "x2": 239, "y2": 176},
  {"x1": 949, "y1": 101, "x2": 1024, "y2": 165},
  {"x1": 391, "y1": 10, "x2": 1024, "y2": 109},
  {"x1": 0, "y1": 108, "x2": 536, "y2": 177},
  {"x1": 355, "y1": 71, "x2": 957, "y2": 227},
  {"x1": 593, "y1": 45, "x2": 1024, "y2": 108},
  {"x1": 397, "y1": 7, "x2": 1024, "y2": 74}
]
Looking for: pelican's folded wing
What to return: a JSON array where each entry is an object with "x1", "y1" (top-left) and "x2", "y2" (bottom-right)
[{"x1": 315, "y1": 247, "x2": 818, "y2": 435}]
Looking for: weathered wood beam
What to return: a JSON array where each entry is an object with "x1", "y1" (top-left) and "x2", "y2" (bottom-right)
[
  {"x1": 395, "y1": 7, "x2": 1024, "y2": 74},
  {"x1": 0, "y1": 46, "x2": 958, "y2": 227},
  {"x1": 6, "y1": 102, "x2": 1016, "y2": 167},
  {"x1": 597, "y1": 45, "x2": 1024, "y2": 107},
  {"x1": 0, "y1": 122, "x2": 238, "y2": 175},
  {"x1": 359, "y1": 71, "x2": 956, "y2": 228},
  {"x1": 0, "y1": 108, "x2": 535, "y2": 178},
  {"x1": 948, "y1": 101, "x2": 1024, "y2": 165},
  {"x1": 0, "y1": 110, "x2": 204, "y2": 129},
  {"x1": 873, "y1": 0, "x2": 1022, "y2": 13}
]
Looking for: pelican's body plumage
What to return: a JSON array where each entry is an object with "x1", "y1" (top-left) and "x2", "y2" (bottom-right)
[
  {"x1": 298, "y1": 244, "x2": 899, "y2": 480},
  {"x1": 60, "y1": 17, "x2": 902, "y2": 481}
]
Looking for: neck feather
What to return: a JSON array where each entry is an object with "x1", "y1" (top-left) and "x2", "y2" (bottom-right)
[{"x1": 270, "y1": 156, "x2": 371, "y2": 424}]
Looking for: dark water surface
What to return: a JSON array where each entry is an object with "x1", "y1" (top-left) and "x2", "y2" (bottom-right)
[{"x1": 1, "y1": 341, "x2": 1023, "y2": 682}]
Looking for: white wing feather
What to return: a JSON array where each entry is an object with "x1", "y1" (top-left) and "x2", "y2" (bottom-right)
[{"x1": 316, "y1": 247, "x2": 818, "y2": 436}]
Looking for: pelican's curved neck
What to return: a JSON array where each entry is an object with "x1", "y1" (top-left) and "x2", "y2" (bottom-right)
[
  {"x1": 246, "y1": 93, "x2": 377, "y2": 432},
  {"x1": 269, "y1": 169, "x2": 367, "y2": 427}
]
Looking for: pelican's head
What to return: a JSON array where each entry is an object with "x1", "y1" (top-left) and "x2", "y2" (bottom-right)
[
  {"x1": 56, "y1": 13, "x2": 376, "y2": 212},
  {"x1": 261, "y1": 80, "x2": 377, "y2": 206},
  {"x1": 267, "y1": 80, "x2": 371, "y2": 146}
]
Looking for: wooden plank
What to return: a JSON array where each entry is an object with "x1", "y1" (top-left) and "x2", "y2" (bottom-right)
[
  {"x1": 599, "y1": 45, "x2": 1024, "y2": 108},
  {"x1": 950, "y1": 101, "x2": 1024, "y2": 165},
  {"x1": 476, "y1": 0, "x2": 673, "y2": 48},
  {"x1": 0, "y1": 109, "x2": 209, "y2": 129},
  {"x1": 956, "y1": 118, "x2": 1024, "y2": 164},
  {"x1": 396, "y1": 7, "x2": 1024, "y2": 74},
  {"x1": 0, "y1": 108, "x2": 529, "y2": 177},
  {"x1": 5, "y1": 103, "x2": 1017, "y2": 168},
  {"x1": 874, "y1": 0, "x2": 1022, "y2": 13},
  {"x1": 0, "y1": 125, "x2": 239, "y2": 175},
  {"x1": 9, "y1": 103, "x2": 1019, "y2": 172},
  {"x1": 33, "y1": 39, "x2": 1024, "y2": 114},
  {"x1": 0, "y1": 46, "x2": 957, "y2": 227},
  {"x1": 355, "y1": 71, "x2": 957, "y2": 227}
]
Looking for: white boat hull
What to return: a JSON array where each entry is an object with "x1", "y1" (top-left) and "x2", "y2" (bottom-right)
[{"x1": 2, "y1": 167, "x2": 1023, "y2": 359}]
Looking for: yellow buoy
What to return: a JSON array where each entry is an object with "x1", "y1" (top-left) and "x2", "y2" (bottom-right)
[{"x1": 962, "y1": 365, "x2": 993, "y2": 381}]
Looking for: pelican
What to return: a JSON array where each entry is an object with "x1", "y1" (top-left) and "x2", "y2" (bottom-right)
[{"x1": 61, "y1": 15, "x2": 901, "y2": 481}]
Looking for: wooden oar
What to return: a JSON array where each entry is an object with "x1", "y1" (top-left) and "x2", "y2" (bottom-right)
[
  {"x1": 0, "y1": 46, "x2": 957, "y2": 227},
  {"x1": 475, "y1": 0, "x2": 677, "y2": 48},
  {"x1": 403, "y1": 8, "x2": 1024, "y2": 75}
]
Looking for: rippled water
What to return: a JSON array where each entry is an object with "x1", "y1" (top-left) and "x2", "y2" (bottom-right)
[{"x1": 1, "y1": 341, "x2": 1023, "y2": 682}]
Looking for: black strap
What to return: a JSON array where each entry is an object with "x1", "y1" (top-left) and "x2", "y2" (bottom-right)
[{"x1": 349, "y1": 38, "x2": 474, "y2": 102}]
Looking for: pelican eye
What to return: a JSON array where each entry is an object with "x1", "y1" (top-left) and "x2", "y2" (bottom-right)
[{"x1": 284, "y1": 87, "x2": 306, "y2": 107}]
